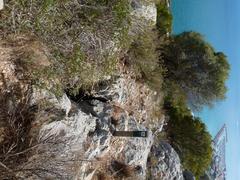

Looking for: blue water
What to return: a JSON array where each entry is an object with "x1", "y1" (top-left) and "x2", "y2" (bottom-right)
[{"x1": 171, "y1": 0, "x2": 240, "y2": 179}]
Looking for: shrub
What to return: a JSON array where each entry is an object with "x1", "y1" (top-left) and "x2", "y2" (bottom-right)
[
  {"x1": 126, "y1": 28, "x2": 164, "y2": 92},
  {"x1": 163, "y1": 32, "x2": 230, "y2": 110},
  {"x1": 0, "y1": 83, "x2": 37, "y2": 179},
  {"x1": 165, "y1": 101, "x2": 213, "y2": 178},
  {"x1": 110, "y1": 160, "x2": 133, "y2": 178},
  {"x1": 156, "y1": 2, "x2": 173, "y2": 35},
  {"x1": 163, "y1": 79, "x2": 187, "y2": 108}
]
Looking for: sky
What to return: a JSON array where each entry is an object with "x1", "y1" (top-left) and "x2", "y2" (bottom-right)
[{"x1": 171, "y1": 0, "x2": 240, "y2": 179}]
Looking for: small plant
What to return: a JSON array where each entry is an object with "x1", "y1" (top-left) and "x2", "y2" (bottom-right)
[
  {"x1": 0, "y1": 83, "x2": 37, "y2": 179},
  {"x1": 127, "y1": 28, "x2": 164, "y2": 92},
  {"x1": 110, "y1": 160, "x2": 133, "y2": 178}
]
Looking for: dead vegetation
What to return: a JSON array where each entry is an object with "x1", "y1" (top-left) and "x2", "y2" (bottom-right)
[
  {"x1": 0, "y1": 79, "x2": 36, "y2": 179},
  {"x1": 89, "y1": 157, "x2": 137, "y2": 180},
  {"x1": 110, "y1": 160, "x2": 134, "y2": 178},
  {"x1": 0, "y1": 35, "x2": 67, "y2": 179},
  {"x1": 0, "y1": 0, "x2": 131, "y2": 95},
  {"x1": 0, "y1": 35, "x2": 39, "y2": 179}
]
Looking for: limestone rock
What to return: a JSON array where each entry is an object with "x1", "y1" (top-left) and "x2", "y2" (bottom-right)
[
  {"x1": 20, "y1": 74, "x2": 182, "y2": 179},
  {"x1": 183, "y1": 170, "x2": 196, "y2": 180},
  {"x1": 131, "y1": 0, "x2": 157, "y2": 24},
  {"x1": 0, "y1": 0, "x2": 3, "y2": 10},
  {"x1": 147, "y1": 141, "x2": 184, "y2": 180}
]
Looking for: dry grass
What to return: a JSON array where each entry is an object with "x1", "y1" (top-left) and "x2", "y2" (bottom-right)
[
  {"x1": 0, "y1": 35, "x2": 57, "y2": 179},
  {"x1": 0, "y1": 83, "x2": 37, "y2": 179},
  {"x1": 110, "y1": 160, "x2": 134, "y2": 179},
  {"x1": 111, "y1": 105, "x2": 126, "y2": 126},
  {"x1": 0, "y1": 0, "x2": 131, "y2": 95},
  {"x1": 90, "y1": 157, "x2": 136, "y2": 180}
]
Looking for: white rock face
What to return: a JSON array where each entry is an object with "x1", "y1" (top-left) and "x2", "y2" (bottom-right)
[
  {"x1": 19, "y1": 76, "x2": 183, "y2": 179},
  {"x1": 148, "y1": 141, "x2": 184, "y2": 180},
  {"x1": 0, "y1": 0, "x2": 3, "y2": 10},
  {"x1": 131, "y1": 0, "x2": 157, "y2": 24},
  {"x1": 40, "y1": 99, "x2": 151, "y2": 178},
  {"x1": 129, "y1": 0, "x2": 158, "y2": 47}
]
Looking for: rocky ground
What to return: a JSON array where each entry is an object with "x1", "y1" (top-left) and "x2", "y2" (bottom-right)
[
  {"x1": 0, "y1": 0, "x2": 185, "y2": 179},
  {"x1": 0, "y1": 51, "x2": 184, "y2": 179}
]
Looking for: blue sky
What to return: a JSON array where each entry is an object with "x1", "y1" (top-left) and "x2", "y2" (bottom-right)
[{"x1": 171, "y1": 0, "x2": 240, "y2": 179}]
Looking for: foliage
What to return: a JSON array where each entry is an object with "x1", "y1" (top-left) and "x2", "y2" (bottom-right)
[
  {"x1": 163, "y1": 79, "x2": 187, "y2": 108},
  {"x1": 163, "y1": 32, "x2": 230, "y2": 110},
  {"x1": 156, "y1": 2, "x2": 173, "y2": 35},
  {"x1": 165, "y1": 100, "x2": 213, "y2": 178},
  {"x1": 127, "y1": 28, "x2": 164, "y2": 91}
]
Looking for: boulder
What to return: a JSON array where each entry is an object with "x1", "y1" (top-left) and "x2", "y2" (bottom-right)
[
  {"x1": 147, "y1": 141, "x2": 184, "y2": 180},
  {"x1": 0, "y1": 0, "x2": 3, "y2": 10},
  {"x1": 183, "y1": 170, "x2": 196, "y2": 180}
]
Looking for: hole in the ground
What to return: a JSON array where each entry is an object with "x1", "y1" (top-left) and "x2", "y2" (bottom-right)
[
  {"x1": 65, "y1": 89, "x2": 109, "y2": 117},
  {"x1": 64, "y1": 78, "x2": 115, "y2": 104},
  {"x1": 65, "y1": 89, "x2": 109, "y2": 104}
]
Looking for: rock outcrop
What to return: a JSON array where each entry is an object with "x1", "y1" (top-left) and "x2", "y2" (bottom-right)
[
  {"x1": 148, "y1": 141, "x2": 184, "y2": 180},
  {"x1": 10, "y1": 72, "x2": 182, "y2": 179},
  {"x1": 0, "y1": 66, "x2": 183, "y2": 179},
  {"x1": 0, "y1": 1, "x2": 185, "y2": 179},
  {"x1": 0, "y1": 43, "x2": 184, "y2": 180},
  {"x1": 0, "y1": 0, "x2": 3, "y2": 10},
  {"x1": 22, "y1": 77, "x2": 156, "y2": 179},
  {"x1": 131, "y1": 0, "x2": 157, "y2": 24}
]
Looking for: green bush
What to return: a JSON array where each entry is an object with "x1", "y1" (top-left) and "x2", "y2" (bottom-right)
[
  {"x1": 156, "y1": 2, "x2": 173, "y2": 35},
  {"x1": 165, "y1": 101, "x2": 213, "y2": 179},
  {"x1": 163, "y1": 79, "x2": 187, "y2": 108},
  {"x1": 163, "y1": 32, "x2": 230, "y2": 110},
  {"x1": 127, "y1": 28, "x2": 164, "y2": 91}
]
